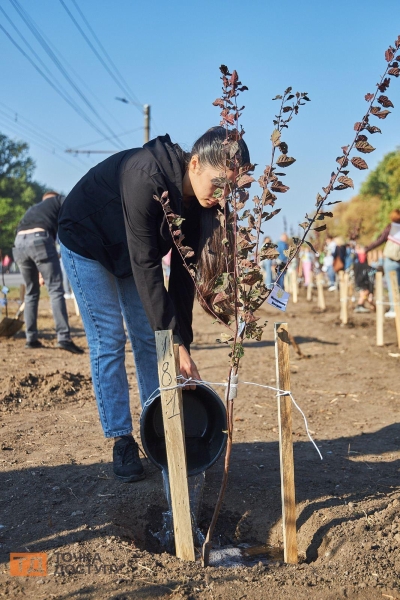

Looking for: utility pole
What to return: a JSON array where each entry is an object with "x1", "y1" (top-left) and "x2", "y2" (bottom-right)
[
  {"x1": 65, "y1": 100, "x2": 151, "y2": 156},
  {"x1": 144, "y1": 104, "x2": 150, "y2": 143}
]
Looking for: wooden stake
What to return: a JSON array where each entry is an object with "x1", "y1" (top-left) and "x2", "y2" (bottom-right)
[
  {"x1": 340, "y1": 272, "x2": 348, "y2": 325},
  {"x1": 155, "y1": 330, "x2": 195, "y2": 561},
  {"x1": 72, "y1": 295, "x2": 80, "y2": 317},
  {"x1": 389, "y1": 271, "x2": 400, "y2": 349},
  {"x1": 375, "y1": 271, "x2": 384, "y2": 347},
  {"x1": 284, "y1": 273, "x2": 291, "y2": 293},
  {"x1": 316, "y1": 273, "x2": 325, "y2": 311},
  {"x1": 306, "y1": 272, "x2": 313, "y2": 302},
  {"x1": 274, "y1": 323, "x2": 298, "y2": 564},
  {"x1": 291, "y1": 270, "x2": 298, "y2": 304}
]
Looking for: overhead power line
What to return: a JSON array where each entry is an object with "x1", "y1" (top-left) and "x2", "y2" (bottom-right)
[
  {"x1": 7, "y1": 0, "x2": 124, "y2": 149},
  {"x1": 0, "y1": 102, "x2": 92, "y2": 168},
  {"x1": 0, "y1": 117, "x2": 88, "y2": 173},
  {"x1": 65, "y1": 0, "x2": 143, "y2": 111},
  {"x1": 72, "y1": 126, "x2": 144, "y2": 149},
  {"x1": 0, "y1": 22, "x2": 112, "y2": 144},
  {"x1": 0, "y1": 3, "x2": 126, "y2": 133},
  {"x1": 0, "y1": 5, "x2": 109, "y2": 151}
]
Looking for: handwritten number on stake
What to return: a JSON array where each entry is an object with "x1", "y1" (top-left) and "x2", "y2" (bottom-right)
[
  {"x1": 167, "y1": 389, "x2": 180, "y2": 419},
  {"x1": 161, "y1": 361, "x2": 172, "y2": 387}
]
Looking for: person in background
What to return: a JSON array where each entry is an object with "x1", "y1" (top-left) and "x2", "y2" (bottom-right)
[
  {"x1": 365, "y1": 209, "x2": 400, "y2": 318},
  {"x1": 2, "y1": 254, "x2": 12, "y2": 273},
  {"x1": 275, "y1": 232, "x2": 289, "y2": 280},
  {"x1": 332, "y1": 236, "x2": 347, "y2": 276},
  {"x1": 324, "y1": 236, "x2": 337, "y2": 291},
  {"x1": 299, "y1": 244, "x2": 312, "y2": 287},
  {"x1": 260, "y1": 236, "x2": 274, "y2": 288},
  {"x1": 353, "y1": 245, "x2": 375, "y2": 313},
  {"x1": 12, "y1": 191, "x2": 83, "y2": 353}
]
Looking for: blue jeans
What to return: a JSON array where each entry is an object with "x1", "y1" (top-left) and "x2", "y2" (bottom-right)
[
  {"x1": 60, "y1": 243, "x2": 159, "y2": 438},
  {"x1": 384, "y1": 257, "x2": 400, "y2": 311},
  {"x1": 261, "y1": 259, "x2": 273, "y2": 288}
]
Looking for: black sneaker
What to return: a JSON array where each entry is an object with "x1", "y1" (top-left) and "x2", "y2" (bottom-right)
[
  {"x1": 57, "y1": 340, "x2": 84, "y2": 354},
  {"x1": 113, "y1": 435, "x2": 145, "y2": 483},
  {"x1": 25, "y1": 340, "x2": 43, "y2": 349}
]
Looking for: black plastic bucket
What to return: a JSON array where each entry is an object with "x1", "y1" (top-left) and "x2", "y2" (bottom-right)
[{"x1": 140, "y1": 385, "x2": 227, "y2": 477}]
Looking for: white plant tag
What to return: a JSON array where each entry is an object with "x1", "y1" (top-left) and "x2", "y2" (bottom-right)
[
  {"x1": 266, "y1": 284, "x2": 289, "y2": 312},
  {"x1": 238, "y1": 317, "x2": 246, "y2": 337}
]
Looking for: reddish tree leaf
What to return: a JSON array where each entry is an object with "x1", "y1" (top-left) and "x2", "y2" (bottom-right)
[
  {"x1": 354, "y1": 122, "x2": 364, "y2": 131},
  {"x1": 388, "y1": 67, "x2": 400, "y2": 77},
  {"x1": 336, "y1": 156, "x2": 348, "y2": 167},
  {"x1": 237, "y1": 174, "x2": 255, "y2": 188},
  {"x1": 378, "y1": 77, "x2": 390, "y2": 92},
  {"x1": 377, "y1": 95, "x2": 394, "y2": 108},
  {"x1": 365, "y1": 93, "x2": 374, "y2": 102},
  {"x1": 271, "y1": 129, "x2": 281, "y2": 146},
  {"x1": 355, "y1": 141, "x2": 375, "y2": 153},
  {"x1": 276, "y1": 154, "x2": 296, "y2": 168},
  {"x1": 213, "y1": 98, "x2": 225, "y2": 108},
  {"x1": 351, "y1": 156, "x2": 368, "y2": 170},
  {"x1": 220, "y1": 65, "x2": 229, "y2": 75},
  {"x1": 372, "y1": 109, "x2": 391, "y2": 119},
  {"x1": 365, "y1": 124, "x2": 382, "y2": 134},
  {"x1": 270, "y1": 181, "x2": 289, "y2": 193},
  {"x1": 334, "y1": 184, "x2": 349, "y2": 190},
  {"x1": 230, "y1": 70, "x2": 238, "y2": 85},
  {"x1": 385, "y1": 48, "x2": 394, "y2": 62},
  {"x1": 305, "y1": 240, "x2": 318, "y2": 254},
  {"x1": 395, "y1": 35, "x2": 400, "y2": 49},
  {"x1": 327, "y1": 200, "x2": 342, "y2": 205},
  {"x1": 278, "y1": 142, "x2": 289, "y2": 154},
  {"x1": 338, "y1": 176, "x2": 354, "y2": 188},
  {"x1": 313, "y1": 224, "x2": 327, "y2": 232},
  {"x1": 356, "y1": 134, "x2": 368, "y2": 142},
  {"x1": 214, "y1": 291, "x2": 229, "y2": 305},
  {"x1": 263, "y1": 208, "x2": 281, "y2": 221}
]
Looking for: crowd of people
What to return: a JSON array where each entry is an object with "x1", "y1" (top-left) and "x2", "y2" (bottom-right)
[{"x1": 260, "y1": 208, "x2": 400, "y2": 318}]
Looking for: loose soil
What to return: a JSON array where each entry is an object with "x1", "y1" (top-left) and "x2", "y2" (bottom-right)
[{"x1": 0, "y1": 289, "x2": 399, "y2": 599}]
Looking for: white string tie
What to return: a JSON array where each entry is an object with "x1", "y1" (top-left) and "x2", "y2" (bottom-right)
[{"x1": 144, "y1": 376, "x2": 322, "y2": 460}]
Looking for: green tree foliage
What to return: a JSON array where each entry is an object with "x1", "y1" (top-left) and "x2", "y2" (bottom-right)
[
  {"x1": 360, "y1": 149, "x2": 400, "y2": 228},
  {"x1": 0, "y1": 133, "x2": 45, "y2": 255}
]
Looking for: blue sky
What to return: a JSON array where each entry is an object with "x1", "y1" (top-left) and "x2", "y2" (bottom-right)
[{"x1": 1, "y1": 0, "x2": 399, "y2": 238}]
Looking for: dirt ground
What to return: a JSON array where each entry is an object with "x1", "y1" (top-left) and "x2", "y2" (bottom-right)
[{"x1": 0, "y1": 286, "x2": 400, "y2": 600}]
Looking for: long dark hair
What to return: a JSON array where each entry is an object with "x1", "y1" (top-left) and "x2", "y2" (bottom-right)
[{"x1": 174, "y1": 127, "x2": 250, "y2": 323}]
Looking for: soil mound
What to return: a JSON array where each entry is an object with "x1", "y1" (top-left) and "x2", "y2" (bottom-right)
[{"x1": 0, "y1": 370, "x2": 93, "y2": 411}]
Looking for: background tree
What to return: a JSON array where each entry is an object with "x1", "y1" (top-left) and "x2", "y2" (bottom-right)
[
  {"x1": 360, "y1": 148, "x2": 400, "y2": 228},
  {"x1": 0, "y1": 132, "x2": 45, "y2": 255}
]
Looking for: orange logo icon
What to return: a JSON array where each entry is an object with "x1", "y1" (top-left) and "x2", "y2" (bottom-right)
[{"x1": 10, "y1": 553, "x2": 47, "y2": 577}]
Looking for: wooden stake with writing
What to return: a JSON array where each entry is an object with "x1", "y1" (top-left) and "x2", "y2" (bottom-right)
[{"x1": 155, "y1": 330, "x2": 195, "y2": 561}]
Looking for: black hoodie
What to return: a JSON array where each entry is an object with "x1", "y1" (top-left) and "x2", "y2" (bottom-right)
[{"x1": 58, "y1": 135, "x2": 200, "y2": 348}]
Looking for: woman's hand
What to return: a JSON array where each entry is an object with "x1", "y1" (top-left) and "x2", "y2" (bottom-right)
[
  {"x1": 39, "y1": 273, "x2": 45, "y2": 287},
  {"x1": 179, "y1": 344, "x2": 200, "y2": 390}
]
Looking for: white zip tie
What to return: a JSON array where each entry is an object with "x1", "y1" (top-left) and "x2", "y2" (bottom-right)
[{"x1": 144, "y1": 376, "x2": 322, "y2": 460}]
